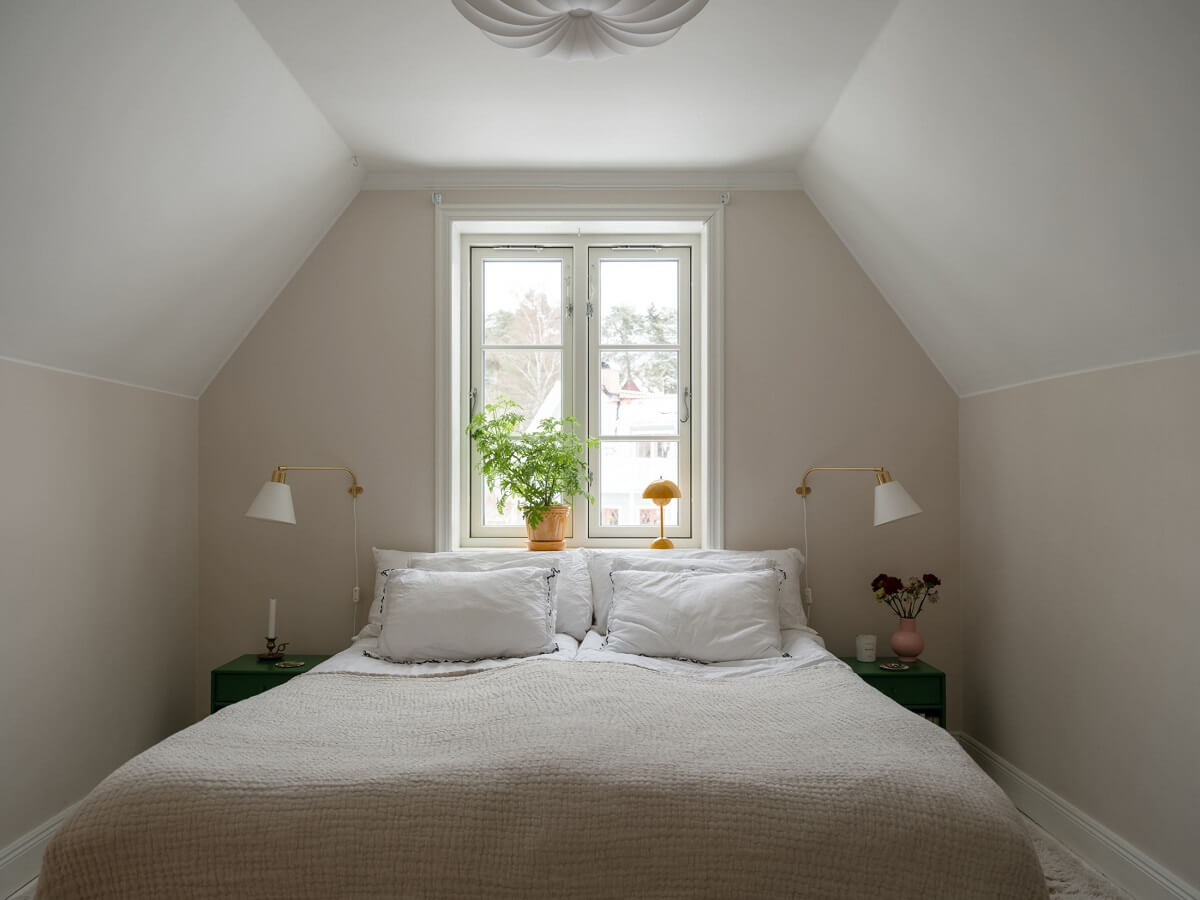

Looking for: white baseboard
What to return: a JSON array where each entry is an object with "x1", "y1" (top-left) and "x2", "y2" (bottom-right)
[
  {"x1": 0, "y1": 802, "x2": 77, "y2": 899},
  {"x1": 957, "y1": 733, "x2": 1198, "y2": 900}
]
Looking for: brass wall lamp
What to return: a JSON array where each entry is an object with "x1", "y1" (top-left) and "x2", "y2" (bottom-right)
[
  {"x1": 246, "y1": 466, "x2": 364, "y2": 525},
  {"x1": 793, "y1": 466, "x2": 921, "y2": 624},
  {"x1": 795, "y1": 466, "x2": 921, "y2": 526},
  {"x1": 245, "y1": 466, "x2": 365, "y2": 642}
]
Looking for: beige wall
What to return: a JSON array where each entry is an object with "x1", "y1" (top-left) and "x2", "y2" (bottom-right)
[
  {"x1": 961, "y1": 354, "x2": 1200, "y2": 887},
  {"x1": 199, "y1": 189, "x2": 960, "y2": 718},
  {"x1": 0, "y1": 359, "x2": 198, "y2": 848}
]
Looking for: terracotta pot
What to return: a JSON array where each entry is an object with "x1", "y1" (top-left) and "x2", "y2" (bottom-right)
[
  {"x1": 525, "y1": 505, "x2": 570, "y2": 550},
  {"x1": 890, "y1": 617, "x2": 924, "y2": 662}
]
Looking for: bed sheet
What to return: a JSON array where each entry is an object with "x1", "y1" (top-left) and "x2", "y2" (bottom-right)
[
  {"x1": 574, "y1": 625, "x2": 844, "y2": 677},
  {"x1": 308, "y1": 632, "x2": 578, "y2": 677}
]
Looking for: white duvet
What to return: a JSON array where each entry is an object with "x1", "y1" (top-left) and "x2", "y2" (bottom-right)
[
  {"x1": 38, "y1": 644, "x2": 1047, "y2": 900},
  {"x1": 312, "y1": 627, "x2": 838, "y2": 680}
]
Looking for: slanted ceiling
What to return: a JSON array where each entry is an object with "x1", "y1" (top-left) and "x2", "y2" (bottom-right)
[
  {"x1": 803, "y1": 0, "x2": 1200, "y2": 396},
  {"x1": 0, "y1": 1, "x2": 361, "y2": 398},
  {"x1": 2, "y1": 0, "x2": 1196, "y2": 399}
]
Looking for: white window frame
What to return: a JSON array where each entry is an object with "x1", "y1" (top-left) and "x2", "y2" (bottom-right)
[
  {"x1": 465, "y1": 243, "x2": 576, "y2": 541},
  {"x1": 434, "y1": 202, "x2": 725, "y2": 550},
  {"x1": 585, "y1": 245, "x2": 694, "y2": 542}
]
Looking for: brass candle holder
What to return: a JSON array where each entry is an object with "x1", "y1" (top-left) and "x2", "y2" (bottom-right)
[{"x1": 257, "y1": 636, "x2": 289, "y2": 661}]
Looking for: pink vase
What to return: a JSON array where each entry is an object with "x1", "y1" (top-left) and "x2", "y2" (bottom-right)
[{"x1": 890, "y1": 617, "x2": 924, "y2": 662}]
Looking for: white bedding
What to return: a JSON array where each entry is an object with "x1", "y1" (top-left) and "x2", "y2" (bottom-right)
[
  {"x1": 314, "y1": 628, "x2": 832, "y2": 680},
  {"x1": 39, "y1": 651, "x2": 1047, "y2": 900},
  {"x1": 604, "y1": 568, "x2": 785, "y2": 661},
  {"x1": 376, "y1": 565, "x2": 559, "y2": 663},
  {"x1": 36, "y1": 546, "x2": 1055, "y2": 900},
  {"x1": 310, "y1": 633, "x2": 579, "y2": 677},
  {"x1": 577, "y1": 626, "x2": 841, "y2": 677}
]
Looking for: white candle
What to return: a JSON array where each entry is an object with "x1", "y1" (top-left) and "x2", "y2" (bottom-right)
[
  {"x1": 267, "y1": 598, "x2": 277, "y2": 639},
  {"x1": 855, "y1": 634, "x2": 877, "y2": 662}
]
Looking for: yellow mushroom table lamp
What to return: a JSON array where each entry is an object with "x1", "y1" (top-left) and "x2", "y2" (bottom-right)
[{"x1": 642, "y1": 478, "x2": 682, "y2": 549}]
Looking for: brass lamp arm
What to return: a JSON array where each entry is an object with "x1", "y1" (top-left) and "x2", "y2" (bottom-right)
[
  {"x1": 271, "y1": 466, "x2": 364, "y2": 497},
  {"x1": 795, "y1": 466, "x2": 893, "y2": 496}
]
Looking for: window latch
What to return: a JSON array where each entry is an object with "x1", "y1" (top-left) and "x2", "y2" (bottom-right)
[
  {"x1": 680, "y1": 387, "x2": 691, "y2": 424},
  {"x1": 468, "y1": 387, "x2": 478, "y2": 418}
]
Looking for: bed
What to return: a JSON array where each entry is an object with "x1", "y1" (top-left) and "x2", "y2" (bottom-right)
[{"x1": 37, "y1": 549, "x2": 1047, "y2": 899}]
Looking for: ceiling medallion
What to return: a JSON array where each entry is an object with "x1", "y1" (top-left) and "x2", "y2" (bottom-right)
[{"x1": 451, "y1": 0, "x2": 710, "y2": 62}]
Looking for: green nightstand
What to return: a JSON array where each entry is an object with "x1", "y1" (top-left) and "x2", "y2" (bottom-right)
[
  {"x1": 210, "y1": 654, "x2": 330, "y2": 714},
  {"x1": 840, "y1": 657, "x2": 946, "y2": 728}
]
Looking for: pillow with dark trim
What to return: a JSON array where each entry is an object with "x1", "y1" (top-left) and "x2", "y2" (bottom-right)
[
  {"x1": 375, "y1": 566, "x2": 558, "y2": 663},
  {"x1": 603, "y1": 569, "x2": 782, "y2": 663}
]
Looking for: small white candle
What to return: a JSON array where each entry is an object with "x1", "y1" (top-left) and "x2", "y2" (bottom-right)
[
  {"x1": 267, "y1": 598, "x2": 277, "y2": 639},
  {"x1": 855, "y1": 634, "x2": 877, "y2": 662}
]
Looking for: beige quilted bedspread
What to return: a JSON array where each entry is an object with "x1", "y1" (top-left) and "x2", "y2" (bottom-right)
[{"x1": 38, "y1": 660, "x2": 1046, "y2": 899}]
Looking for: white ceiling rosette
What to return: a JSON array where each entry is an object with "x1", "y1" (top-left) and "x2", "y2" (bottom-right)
[{"x1": 451, "y1": 0, "x2": 710, "y2": 61}]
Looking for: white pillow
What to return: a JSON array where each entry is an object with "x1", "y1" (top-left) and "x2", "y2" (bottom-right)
[
  {"x1": 370, "y1": 548, "x2": 417, "y2": 627},
  {"x1": 586, "y1": 548, "x2": 806, "y2": 632},
  {"x1": 609, "y1": 555, "x2": 776, "y2": 579},
  {"x1": 603, "y1": 569, "x2": 783, "y2": 662},
  {"x1": 376, "y1": 567, "x2": 558, "y2": 663},
  {"x1": 685, "y1": 550, "x2": 805, "y2": 629},
  {"x1": 410, "y1": 550, "x2": 591, "y2": 640},
  {"x1": 588, "y1": 551, "x2": 774, "y2": 633}
]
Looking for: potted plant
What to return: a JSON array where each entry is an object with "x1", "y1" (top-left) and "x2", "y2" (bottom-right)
[
  {"x1": 468, "y1": 401, "x2": 599, "y2": 550},
  {"x1": 870, "y1": 572, "x2": 942, "y2": 662}
]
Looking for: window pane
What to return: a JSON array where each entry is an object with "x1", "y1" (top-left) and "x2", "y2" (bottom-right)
[
  {"x1": 483, "y1": 478, "x2": 527, "y2": 528},
  {"x1": 599, "y1": 259, "x2": 678, "y2": 345},
  {"x1": 600, "y1": 441, "x2": 679, "y2": 528},
  {"x1": 483, "y1": 260, "x2": 562, "y2": 345},
  {"x1": 599, "y1": 350, "x2": 678, "y2": 436},
  {"x1": 484, "y1": 349, "x2": 561, "y2": 427}
]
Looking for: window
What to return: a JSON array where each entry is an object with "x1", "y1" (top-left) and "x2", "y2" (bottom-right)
[
  {"x1": 468, "y1": 247, "x2": 573, "y2": 533},
  {"x1": 434, "y1": 201, "x2": 725, "y2": 552},
  {"x1": 587, "y1": 246, "x2": 691, "y2": 539},
  {"x1": 462, "y1": 235, "x2": 696, "y2": 546}
]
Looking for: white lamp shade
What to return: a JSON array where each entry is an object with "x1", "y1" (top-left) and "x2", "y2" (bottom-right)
[
  {"x1": 874, "y1": 480, "x2": 922, "y2": 526},
  {"x1": 245, "y1": 481, "x2": 296, "y2": 524}
]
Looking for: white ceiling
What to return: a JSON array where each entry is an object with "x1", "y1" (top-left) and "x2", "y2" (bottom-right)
[
  {"x1": 236, "y1": 0, "x2": 898, "y2": 177},
  {"x1": 3, "y1": 0, "x2": 1196, "y2": 400},
  {"x1": 0, "y1": 1, "x2": 361, "y2": 397},
  {"x1": 803, "y1": 0, "x2": 1200, "y2": 396}
]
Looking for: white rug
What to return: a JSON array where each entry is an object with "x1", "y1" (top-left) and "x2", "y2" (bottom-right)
[
  {"x1": 4, "y1": 818, "x2": 1133, "y2": 900},
  {"x1": 1024, "y1": 817, "x2": 1133, "y2": 899}
]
